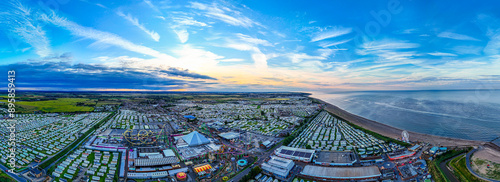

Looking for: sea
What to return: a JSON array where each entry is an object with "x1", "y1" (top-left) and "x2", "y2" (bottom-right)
[{"x1": 313, "y1": 90, "x2": 500, "y2": 145}]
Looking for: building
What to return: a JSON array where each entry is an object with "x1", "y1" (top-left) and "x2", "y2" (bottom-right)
[
  {"x1": 218, "y1": 132, "x2": 240, "y2": 140},
  {"x1": 398, "y1": 165, "x2": 418, "y2": 181},
  {"x1": 388, "y1": 150, "x2": 416, "y2": 160},
  {"x1": 408, "y1": 144, "x2": 421, "y2": 151},
  {"x1": 261, "y1": 140, "x2": 274, "y2": 149},
  {"x1": 313, "y1": 151, "x2": 357, "y2": 166},
  {"x1": 29, "y1": 168, "x2": 43, "y2": 178},
  {"x1": 274, "y1": 146, "x2": 315, "y2": 162},
  {"x1": 299, "y1": 165, "x2": 381, "y2": 181},
  {"x1": 261, "y1": 156, "x2": 295, "y2": 180},
  {"x1": 182, "y1": 131, "x2": 210, "y2": 147}
]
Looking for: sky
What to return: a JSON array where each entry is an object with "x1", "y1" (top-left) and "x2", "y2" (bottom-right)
[{"x1": 1, "y1": 0, "x2": 500, "y2": 92}]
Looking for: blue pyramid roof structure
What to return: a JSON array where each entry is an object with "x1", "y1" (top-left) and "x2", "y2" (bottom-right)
[{"x1": 182, "y1": 131, "x2": 210, "y2": 147}]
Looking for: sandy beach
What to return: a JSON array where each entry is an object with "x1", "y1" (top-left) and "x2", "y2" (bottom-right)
[{"x1": 313, "y1": 97, "x2": 488, "y2": 147}]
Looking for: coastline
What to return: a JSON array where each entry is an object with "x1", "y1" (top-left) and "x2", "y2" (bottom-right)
[{"x1": 312, "y1": 97, "x2": 488, "y2": 147}]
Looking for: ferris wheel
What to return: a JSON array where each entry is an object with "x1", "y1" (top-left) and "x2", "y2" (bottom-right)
[{"x1": 402, "y1": 130, "x2": 410, "y2": 143}]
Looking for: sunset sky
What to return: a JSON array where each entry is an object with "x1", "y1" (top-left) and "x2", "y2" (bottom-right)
[{"x1": 1, "y1": 0, "x2": 500, "y2": 92}]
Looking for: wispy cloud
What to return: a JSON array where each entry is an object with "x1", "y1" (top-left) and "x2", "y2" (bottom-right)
[
  {"x1": 286, "y1": 53, "x2": 326, "y2": 64},
  {"x1": 116, "y1": 10, "x2": 160, "y2": 41},
  {"x1": 170, "y1": 16, "x2": 209, "y2": 43},
  {"x1": 357, "y1": 39, "x2": 420, "y2": 64},
  {"x1": 318, "y1": 38, "x2": 353, "y2": 48},
  {"x1": 172, "y1": 16, "x2": 208, "y2": 27},
  {"x1": 173, "y1": 29, "x2": 189, "y2": 43},
  {"x1": 143, "y1": 0, "x2": 160, "y2": 13},
  {"x1": 0, "y1": 0, "x2": 51, "y2": 57},
  {"x1": 451, "y1": 45, "x2": 482, "y2": 55},
  {"x1": 189, "y1": 2, "x2": 260, "y2": 28},
  {"x1": 437, "y1": 32, "x2": 480, "y2": 41},
  {"x1": 311, "y1": 27, "x2": 352, "y2": 42},
  {"x1": 40, "y1": 11, "x2": 175, "y2": 60},
  {"x1": 428, "y1": 52, "x2": 457, "y2": 57},
  {"x1": 235, "y1": 33, "x2": 272, "y2": 46}
]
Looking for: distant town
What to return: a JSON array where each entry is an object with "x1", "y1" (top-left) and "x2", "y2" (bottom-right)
[{"x1": 0, "y1": 92, "x2": 498, "y2": 182}]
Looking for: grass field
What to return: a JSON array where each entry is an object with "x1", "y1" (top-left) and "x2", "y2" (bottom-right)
[
  {"x1": 473, "y1": 158, "x2": 500, "y2": 180},
  {"x1": 1, "y1": 98, "x2": 95, "y2": 113},
  {"x1": 0, "y1": 171, "x2": 16, "y2": 182},
  {"x1": 448, "y1": 154, "x2": 486, "y2": 182}
]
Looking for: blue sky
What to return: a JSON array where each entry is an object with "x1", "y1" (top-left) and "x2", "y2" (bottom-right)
[{"x1": 1, "y1": 0, "x2": 500, "y2": 92}]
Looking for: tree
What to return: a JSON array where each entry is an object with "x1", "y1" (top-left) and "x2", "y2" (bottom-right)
[{"x1": 306, "y1": 144, "x2": 312, "y2": 149}]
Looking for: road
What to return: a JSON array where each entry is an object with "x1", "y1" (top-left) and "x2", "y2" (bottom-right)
[
  {"x1": 0, "y1": 164, "x2": 28, "y2": 182},
  {"x1": 229, "y1": 142, "x2": 283, "y2": 182},
  {"x1": 465, "y1": 147, "x2": 500, "y2": 182},
  {"x1": 439, "y1": 154, "x2": 461, "y2": 182}
]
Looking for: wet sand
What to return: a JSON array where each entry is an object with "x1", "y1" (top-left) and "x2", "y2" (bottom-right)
[{"x1": 313, "y1": 97, "x2": 488, "y2": 147}]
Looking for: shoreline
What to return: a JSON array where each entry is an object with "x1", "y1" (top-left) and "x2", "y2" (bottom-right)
[{"x1": 312, "y1": 97, "x2": 488, "y2": 147}]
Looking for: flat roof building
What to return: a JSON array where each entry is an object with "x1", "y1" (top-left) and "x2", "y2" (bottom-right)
[
  {"x1": 134, "y1": 157, "x2": 180, "y2": 167},
  {"x1": 299, "y1": 165, "x2": 381, "y2": 181},
  {"x1": 218, "y1": 132, "x2": 240, "y2": 140},
  {"x1": 261, "y1": 156, "x2": 295, "y2": 180},
  {"x1": 314, "y1": 151, "x2": 356, "y2": 166},
  {"x1": 274, "y1": 146, "x2": 315, "y2": 162}
]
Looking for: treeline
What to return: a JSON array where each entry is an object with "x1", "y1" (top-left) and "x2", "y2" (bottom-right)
[{"x1": 239, "y1": 166, "x2": 262, "y2": 182}]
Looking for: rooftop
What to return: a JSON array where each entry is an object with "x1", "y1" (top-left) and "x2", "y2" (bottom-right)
[{"x1": 301, "y1": 165, "x2": 381, "y2": 179}]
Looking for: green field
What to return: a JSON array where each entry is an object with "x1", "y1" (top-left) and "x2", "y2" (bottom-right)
[
  {"x1": 448, "y1": 154, "x2": 486, "y2": 182},
  {"x1": 1, "y1": 98, "x2": 95, "y2": 113},
  {"x1": 0, "y1": 171, "x2": 16, "y2": 182}
]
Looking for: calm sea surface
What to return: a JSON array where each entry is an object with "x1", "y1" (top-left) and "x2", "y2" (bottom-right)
[{"x1": 313, "y1": 90, "x2": 500, "y2": 143}]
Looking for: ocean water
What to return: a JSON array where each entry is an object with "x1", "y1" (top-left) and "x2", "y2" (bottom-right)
[{"x1": 313, "y1": 90, "x2": 500, "y2": 142}]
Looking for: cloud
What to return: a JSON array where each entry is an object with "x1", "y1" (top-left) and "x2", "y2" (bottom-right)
[
  {"x1": 318, "y1": 38, "x2": 353, "y2": 48},
  {"x1": 116, "y1": 10, "x2": 160, "y2": 42},
  {"x1": 355, "y1": 39, "x2": 421, "y2": 68},
  {"x1": 172, "y1": 16, "x2": 208, "y2": 27},
  {"x1": 173, "y1": 29, "x2": 189, "y2": 43},
  {"x1": 189, "y1": 2, "x2": 260, "y2": 28},
  {"x1": 219, "y1": 58, "x2": 245, "y2": 62},
  {"x1": 0, "y1": 0, "x2": 51, "y2": 57},
  {"x1": 311, "y1": 27, "x2": 352, "y2": 42},
  {"x1": 428, "y1": 52, "x2": 457, "y2": 57},
  {"x1": 143, "y1": 0, "x2": 160, "y2": 13},
  {"x1": 40, "y1": 11, "x2": 175, "y2": 60},
  {"x1": 286, "y1": 53, "x2": 326, "y2": 64},
  {"x1": 170, "y1": 16, "x2": 209, "y2": 43},
  {"x1": 451, "y1": 45, "x2": 482, "y2": 55},
  {"x1": 0, "y1": 60, "x2": 216, "y2": 90},
  {"x1": 437, "y1": 32, "x2": 480, "y2": 41},
  {"x1": 159, "y1": 67, "x2": 217, "y2": 80},
  {"x1": 235, "y1": 33, "x2": 272, "y2": 46},
  {"x1": 483, "y1": 31, "x2": 500, "y2": 55}
]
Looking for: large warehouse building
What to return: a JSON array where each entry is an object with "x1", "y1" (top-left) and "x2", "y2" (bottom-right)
[
  {"x1": 274, "y1": 146, "x2": 315, "y2": 162},
  {"x1": 299, "y1": 165, "x2": 381, "y2": 181}
]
